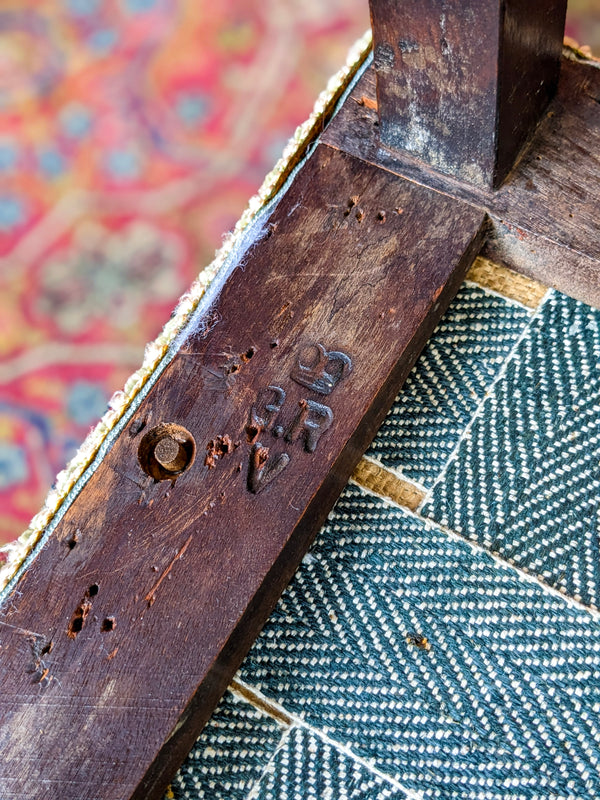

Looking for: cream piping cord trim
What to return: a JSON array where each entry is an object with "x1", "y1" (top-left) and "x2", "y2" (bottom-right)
[{"x1": 0, "y1": 31, "x2": 373, "y2": 600}]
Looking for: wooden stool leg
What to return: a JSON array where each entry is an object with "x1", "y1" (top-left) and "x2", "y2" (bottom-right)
[{"x1": 369, "y1": 0, "x2": 568, "y2": 187}]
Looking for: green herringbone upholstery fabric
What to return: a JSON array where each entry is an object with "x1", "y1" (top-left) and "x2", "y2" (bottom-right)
[{"x1": 168, "y1": 284, "x2": 600, "y2": 800}]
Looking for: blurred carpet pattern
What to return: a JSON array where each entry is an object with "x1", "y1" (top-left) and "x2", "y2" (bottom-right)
[
  {"x1": 0, "y1": 0, "x2": 370, "y2": 543},
  {"x1": 1, "y1": 0, "x2": 598, "y2": 546}
]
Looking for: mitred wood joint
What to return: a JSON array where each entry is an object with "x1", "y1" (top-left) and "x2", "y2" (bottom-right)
[{"x1": 369, "y1": 0, "x2": 568, "y2": 188}]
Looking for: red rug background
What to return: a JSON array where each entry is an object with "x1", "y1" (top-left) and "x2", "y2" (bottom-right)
[{"x1": 0, "y1": 0, "x2": 598, "y2": 545}]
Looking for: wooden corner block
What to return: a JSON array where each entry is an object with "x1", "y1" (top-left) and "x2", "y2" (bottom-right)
[{"x1": 369, "y1": 0, "x2": 567, "y2": 187}]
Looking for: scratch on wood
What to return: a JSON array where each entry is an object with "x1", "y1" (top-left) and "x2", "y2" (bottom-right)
[
  {"x1": 0, "y1": 623, "x2": 56, "y2": 684},
  {"x1": 145, "y1": 534, "x2": 194, "y2": 607},
  {"x1": 0, "y1": 619, "x2": 45, "y2": 640}
]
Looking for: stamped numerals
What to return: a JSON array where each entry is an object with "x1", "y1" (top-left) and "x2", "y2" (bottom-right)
[{"x1": 247, "y1": 386, "x2": 286, "y2": 443}]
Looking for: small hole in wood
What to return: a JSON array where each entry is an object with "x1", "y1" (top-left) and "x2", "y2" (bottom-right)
[
  {"x1": 67, "y1": 596, "x2": 93, "y2": 638},
  {"x1": 138, "y1": 423, "x2": 196, "y2": 481},
  {"x1": 67, "y1": 534, "x2": 78, "y2": 550},
  {"x1": 88, "y1": 584, "x2": 99, "y2": 597},
  {"x1": 241, "y1": 347, "x2": 255, "y2": 362},
  {"x1": 129, "y1": 414, "x2": 149, "y2": 437},
  {"x1": 41, "y1": 641, "x2": 53, "y2": 656},
  {"x1": 245, "y1": 424, "x2": 260, "y2": 444},
  {"x1": 70, "y1": 618, "x2": 83, "y2": 635},
  {"x1": 101, "y1": 617, "x2": 116, "y2": 633}
]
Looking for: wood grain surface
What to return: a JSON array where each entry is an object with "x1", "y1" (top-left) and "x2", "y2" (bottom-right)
[
  {"x1": 0, "y1": 145, "x2": 486, "y2": 800},
  {"x1": 369, "y1": 0, "x2": 567, "y2": 187},
  {"x1": 323, "y1": 57, "x2": 600, "y2": 306}
]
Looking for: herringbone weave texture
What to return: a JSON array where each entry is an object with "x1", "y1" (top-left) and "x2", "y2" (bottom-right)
[
  {"x1": 240, "y1": 484, "x2": 600, "y2": 799},
  {"x1": 167, "y1": 288, "x2": 600, "y2": 800},
  {"x1": 170, "y1": 691, "x2": 283, "y2": 800},
  {"x1": 250, "y1": 727, "x2": 407, "y2": 800},
  {"x1": 424, "y1": 292, "x2": 600, "y2": 609},
  {"x1": 367, "y1": 285, "x2": 530, "y2": 486}
]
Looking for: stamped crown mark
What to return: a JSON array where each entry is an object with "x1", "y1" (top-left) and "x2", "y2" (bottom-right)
[{"x1": 291, "y1": 343, "x2": 352, "y2": 395}]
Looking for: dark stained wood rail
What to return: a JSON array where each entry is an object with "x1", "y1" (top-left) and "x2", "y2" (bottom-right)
[
  {"x1": 0, "y1": 146, "x2": 486, "y2": 800},
  {"x1": 322, "y1": 56, "x2": 600, "y2": 306},
  {"x1": 1, "y1": 1, "x2": 599, "y2": 797},
  {"x1": 369, "y1": 0, "x2": 568, "y2": 187}
]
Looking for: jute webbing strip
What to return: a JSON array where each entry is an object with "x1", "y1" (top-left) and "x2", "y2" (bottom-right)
[
  {"x1": 466, "y1": 257, "x2": 547, "y2": 309},
  {"x1": 351, "y1": 458, "x2": 426, "y2": 512}
]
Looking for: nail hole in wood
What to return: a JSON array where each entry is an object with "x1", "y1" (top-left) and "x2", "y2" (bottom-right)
[
  {"x1": 138, "y1": 423, "x2": 196, "y2": 481},
  {"x1": 67, "y1": 599, "x2": 92, "y2": 639},
  {"x1": 101, "y1": 617, "x2": 116, "y2": 633},
  {"x1": 245, "y1": 424, "x2": 260, "y2": 444},
  {"x1": 129, "y1": 414, "x2": 149, "y2": 437}
]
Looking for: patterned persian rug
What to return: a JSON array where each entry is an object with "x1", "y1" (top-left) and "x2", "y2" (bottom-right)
[{"x1": 0, "y1": 0, "x2": 369, "y2": 543}]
